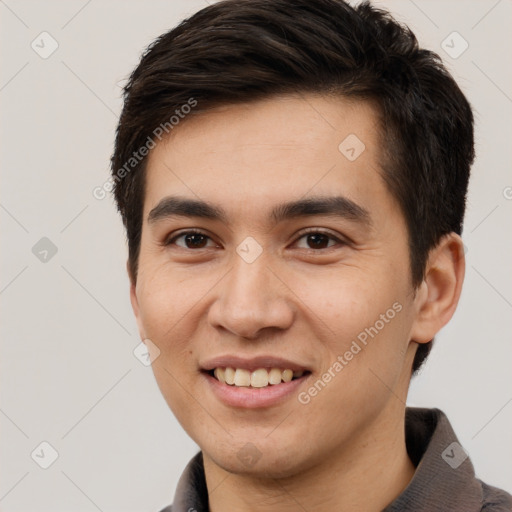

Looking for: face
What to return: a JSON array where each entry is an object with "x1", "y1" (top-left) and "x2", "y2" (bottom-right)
[{"x1": 131, "y1": 94, "x2": 423, "y2": 478}]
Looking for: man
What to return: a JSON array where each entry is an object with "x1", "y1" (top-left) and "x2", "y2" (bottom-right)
[{"x1": 110, "y1": 0, "x2": 512, "y2": 510}]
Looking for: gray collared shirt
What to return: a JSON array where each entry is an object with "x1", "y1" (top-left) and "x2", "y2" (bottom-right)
[{"x1": 158, "y1": 407, "x2": 512, "y2": 511}]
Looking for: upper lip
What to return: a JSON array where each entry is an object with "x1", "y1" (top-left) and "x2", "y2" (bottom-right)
[{"x1": 200, "y1": 355, "x2": 311, "y2": 373}]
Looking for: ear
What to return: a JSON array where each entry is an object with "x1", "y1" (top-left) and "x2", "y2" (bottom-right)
[
  {"x1": 409, "y1": 233, "x2": 465, "y2": 344},
  {"x1": 128, "y1": 260, "x2": 146, "y2": 341}
]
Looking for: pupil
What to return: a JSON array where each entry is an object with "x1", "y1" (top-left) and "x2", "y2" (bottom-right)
[
  {"x1": 308, "y1": 233, "x2": 328, "y2": 249},
  {"x1": 186, "y1": 233, "x2": 207, "y2": 248}
]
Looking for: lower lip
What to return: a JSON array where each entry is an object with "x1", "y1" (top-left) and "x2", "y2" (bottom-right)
[{"x1": 202, "y1": 371, "x2": 310, "y2": 409}]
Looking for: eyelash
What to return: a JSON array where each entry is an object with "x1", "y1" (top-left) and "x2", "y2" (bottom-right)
[{"x1": 164, "y1": 227, "x2": 346, "y2": 251}]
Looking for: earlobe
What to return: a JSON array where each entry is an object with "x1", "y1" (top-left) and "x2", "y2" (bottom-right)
[{"x1": 409, "y1": 233, "x2": 465, "y2": 344}]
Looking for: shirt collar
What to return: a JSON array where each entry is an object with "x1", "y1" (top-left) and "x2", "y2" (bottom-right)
[{"x1": 382, "y1": 407, "x2": 483, "y2": 511}]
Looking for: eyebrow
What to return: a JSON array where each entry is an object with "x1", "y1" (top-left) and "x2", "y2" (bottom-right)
[{"x1": 148, "y1": 195, "x2": 371, "y2": 228}]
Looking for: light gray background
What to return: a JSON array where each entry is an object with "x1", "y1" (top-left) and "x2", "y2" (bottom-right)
[{"x1": 1, "y1": 0, "x2": 511, "y2": 510}]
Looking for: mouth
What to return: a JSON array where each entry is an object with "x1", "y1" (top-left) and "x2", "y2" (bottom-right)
[
  {"x1": 200, "y1": 355, "x2": 312, "y2": 408},
  {"x1": 204, "y1": 367, "x2": 311, "y2": 388}
]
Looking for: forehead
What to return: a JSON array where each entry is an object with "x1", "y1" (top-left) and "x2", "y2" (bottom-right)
[{"x1": 142, "y1": 94, "x2": 398, "y2": 228}]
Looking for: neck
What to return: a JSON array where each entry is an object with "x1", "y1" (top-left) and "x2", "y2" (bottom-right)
[{"x1": 203, "y1": 406, "x2": 415, "y2": 512}]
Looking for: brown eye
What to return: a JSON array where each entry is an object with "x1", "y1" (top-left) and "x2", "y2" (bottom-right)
[
  {"x1": 182, "y1": 233, "x2": 209, "y2": 248},
  {"x1": 166, "y1": 230, "x2": 215, "y2": 249},
  {"x1": 304, "y1": 233, "x2": 331, "y2": 249},
  {"x1": 294, "y1": 230, "x2": 342, "y2": 250}
]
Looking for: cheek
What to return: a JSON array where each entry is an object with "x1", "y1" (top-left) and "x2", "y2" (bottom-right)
[
  {"x1": 135, "y1": 267, "x2": 197, "y2": 357},
  {"x1": 135, "y1": 270, "x2": 204, "y2": 422},
  {"x1": 294, "y1": 266, "x2": 400, "y2": 341},
  {"x1": 295, "y1": 265, "x2": 412, "y2": 397}
]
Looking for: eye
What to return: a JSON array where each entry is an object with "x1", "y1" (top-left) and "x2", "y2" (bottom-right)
[
  {"x1": 164, "y1": 228, "x2": 346, "y2": 251},
  {"x1": 293, "y1": 229, "x2": 344, "y2": 250},
  {"x1": 165, "y1": 229, "x2": 217, "y2": 249}
]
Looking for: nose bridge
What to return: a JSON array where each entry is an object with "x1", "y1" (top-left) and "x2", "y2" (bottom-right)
[
  {"x1": 230, "y1": 251, "x2": 271, "y2": 306},
  {"x1": 209, "y1": 247, "x2": 293, "y2": 339}
]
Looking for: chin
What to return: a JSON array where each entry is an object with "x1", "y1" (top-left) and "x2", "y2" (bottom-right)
[{"x1": 203, "y1": 435, "x2": 319, "y2": 479}]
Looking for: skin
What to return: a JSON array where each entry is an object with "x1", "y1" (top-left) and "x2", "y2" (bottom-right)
[{"x1": 130, "y1": 94, "x2": 465, "y2": 511}]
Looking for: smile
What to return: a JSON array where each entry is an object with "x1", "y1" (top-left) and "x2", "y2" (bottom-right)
[{"x1": 200, "y1": 355, "x2": 312, "y2": 407}]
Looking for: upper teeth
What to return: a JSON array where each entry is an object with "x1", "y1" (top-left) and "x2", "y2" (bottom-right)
[{"x1": 213, "y1": 367, "x2": 304, "y2": 387}]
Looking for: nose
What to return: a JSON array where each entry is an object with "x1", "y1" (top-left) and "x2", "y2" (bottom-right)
[{"x1": 207, "y1": 252, "x2": 294, "y2": 340}]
